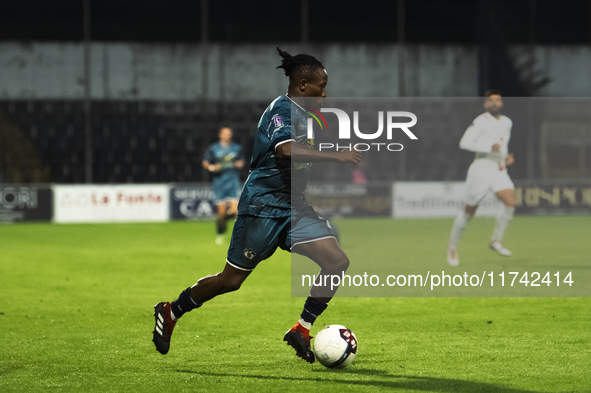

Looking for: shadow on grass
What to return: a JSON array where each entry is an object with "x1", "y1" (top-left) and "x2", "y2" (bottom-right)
[{"x1": 177, "y1": 369, "x2": 543, "y2": 393}]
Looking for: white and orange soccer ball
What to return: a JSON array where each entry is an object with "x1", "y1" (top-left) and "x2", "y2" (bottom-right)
[{"x1": 313, "y1": 325, "x2": 358, "y2": 368}]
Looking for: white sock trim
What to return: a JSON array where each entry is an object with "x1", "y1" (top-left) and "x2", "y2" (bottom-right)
[{"x1": 298, "y1": 318, "x2": 312, "y2": 330}]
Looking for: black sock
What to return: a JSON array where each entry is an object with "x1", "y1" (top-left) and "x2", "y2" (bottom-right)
[
  {"x1": 300, "y1": 296, "x2": 328, "y2": 325},
  {"x1": 170, "y1": 287, "x2": 202, "y2": 319},
  {"x1": 216, "y1": 217, "x2": 226, "y2": 235}
]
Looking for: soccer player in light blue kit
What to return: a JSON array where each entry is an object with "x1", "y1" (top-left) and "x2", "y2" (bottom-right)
[
  {"x1": 153, "y1": 48, "x2": 362, "y2": 363},
  {"x1": 202, "y1": 127, "x2": 244, "y2": 244}
]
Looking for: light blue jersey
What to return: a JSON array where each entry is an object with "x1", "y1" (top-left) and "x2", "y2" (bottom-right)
[{"x1": 238, "y1": 95, "x2": 314, "y2": 218}]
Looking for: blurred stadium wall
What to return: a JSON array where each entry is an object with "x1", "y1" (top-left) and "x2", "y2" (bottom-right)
[
  {"x1": 1, "y1": 43, "x2": 591, "y2": 184},
  {"x1": 0, "y1": 43, "x2": 479, "y2": 98},
  {"x1": 1, "y1": 43, "x2": 591, "y2": 99}
]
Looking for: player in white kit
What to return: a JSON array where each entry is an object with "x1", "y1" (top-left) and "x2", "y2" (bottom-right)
[{"x1": 447, "y1": 90, "x2": 515, "y2": 266}]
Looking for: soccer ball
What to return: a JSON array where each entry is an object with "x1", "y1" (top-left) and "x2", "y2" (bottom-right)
[{"x1": 313, "y1": 325, "x2": 358, "y2": 368}]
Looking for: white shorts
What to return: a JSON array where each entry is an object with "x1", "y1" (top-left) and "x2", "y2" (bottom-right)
[{"x1": 465, "y1": 160, "x2": 514, "y2": 206}]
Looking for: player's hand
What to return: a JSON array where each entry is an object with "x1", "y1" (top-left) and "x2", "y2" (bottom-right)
[
  {"x1": 208, "y1": 164, "x2": 221, "y2": 172},
  {"x1": 337, "y1": 148, "x2": 363, "y2": 164},
  {"x1": 492, "y1": 143, "x2": 501, "y2": 152},
  {"x1": 505, "y1": 153, "x2": 514, "y2": 166},
  {"x1": 234, "y1": 160, "x2": 244, "y2": 169}
]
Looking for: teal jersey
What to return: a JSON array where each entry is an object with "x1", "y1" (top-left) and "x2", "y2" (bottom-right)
[
  {"x1": 203, "y1": 141, "x2": 243, "y2": 181},
  {"x1": 238, "y1": 95, "x2": 313, "y2": 218}
]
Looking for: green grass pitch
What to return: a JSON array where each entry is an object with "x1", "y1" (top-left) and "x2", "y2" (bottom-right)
[{"x1": 1, "y1": 216, "x2": 589, "y2": 392}]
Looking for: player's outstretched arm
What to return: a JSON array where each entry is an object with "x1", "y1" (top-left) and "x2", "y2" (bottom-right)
[{"x1": 276, "y1": 142, "x2": 362, "y2": 164}]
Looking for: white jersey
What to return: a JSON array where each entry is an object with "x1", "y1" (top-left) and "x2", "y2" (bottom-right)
[{"x1": 459, "y1": 112, "x2": 512, "y2": 170}]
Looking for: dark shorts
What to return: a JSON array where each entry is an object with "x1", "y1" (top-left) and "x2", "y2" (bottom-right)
[
  {"x1": 226, "y1": 206, "x2": 336, "y2": 271},
  {"x1": 213, "y1": 177, "x2": 240, "y2": 203}
]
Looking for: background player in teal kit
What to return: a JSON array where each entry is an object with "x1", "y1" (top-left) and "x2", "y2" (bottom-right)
[
  {"x1": 202, "y1": 127, "x2": 244, "y2": 244},
  {"x1": 153, "y1": 48, "x2": 362, "y2": 363}
]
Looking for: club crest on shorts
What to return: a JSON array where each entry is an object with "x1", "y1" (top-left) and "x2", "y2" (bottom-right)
[
  {"x1": 272, "y1": 114, "x2": 284, "y2": 127},
  {"x1": 243, "y1": 248, "x2": 256, "y2": 262}
]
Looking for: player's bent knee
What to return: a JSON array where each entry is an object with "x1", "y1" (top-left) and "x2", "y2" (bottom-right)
[
  {"x1": 221, "y1": 274, "x2": 246, "y2": 292},
  {"x1": 217, "y1": 277, "x2": 242, "y2": 293},
  {"x1": 341, "y1": 256, "x2": 350, "y2": 272},
  {"x1": 329, "y1": 255, "x2": 350, "y2": 273},
  {"x1": 224, "y1": 281, "x2": 242, "y2": 292}
]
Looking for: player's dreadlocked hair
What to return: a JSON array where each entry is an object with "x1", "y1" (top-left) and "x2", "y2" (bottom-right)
[{"x1": 276, "y1": 47, "x2": 324, "y2": 83}]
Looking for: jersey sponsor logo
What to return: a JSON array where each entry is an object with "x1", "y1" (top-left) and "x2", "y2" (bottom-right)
[
  {"x1": 272, "y1": 114, "x2": 284, "y2": 127},
  {"x1": 243, "y1": 248, "x2": 256, "y2": 262}
]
